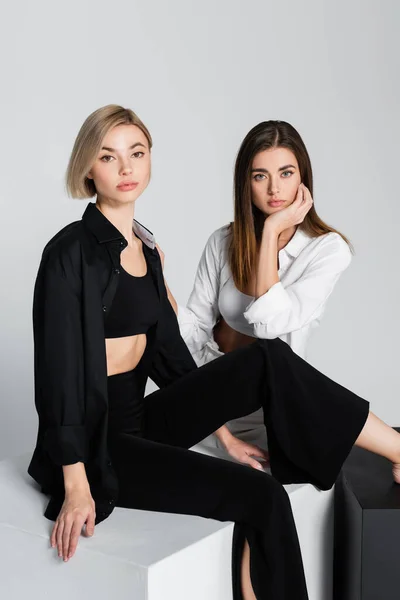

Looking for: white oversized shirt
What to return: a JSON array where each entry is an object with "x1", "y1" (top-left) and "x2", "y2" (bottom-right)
[{"x1": 177, "y1": 224, "x2": 352, "y2": 366}]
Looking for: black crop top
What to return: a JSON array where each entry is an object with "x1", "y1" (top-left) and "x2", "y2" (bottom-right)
[{"x1": 104, "y1": 261, "x2": 160, "y2": 339}]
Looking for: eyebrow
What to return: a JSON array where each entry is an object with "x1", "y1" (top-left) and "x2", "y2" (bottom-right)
[
  {"x1": 100, "y1": 142, "x2": 146, "y2": 152},
  {"x1": 251, "y1": 164, "x2": 297, "y2": 173}
]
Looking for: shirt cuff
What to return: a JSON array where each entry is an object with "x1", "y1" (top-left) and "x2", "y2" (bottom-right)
[
  {"x1": 243, "y1": 281, "x2": 291, "y2": 324},
  {"x1": 43, "y1": 425, "x2": 88, "y2": 466}
]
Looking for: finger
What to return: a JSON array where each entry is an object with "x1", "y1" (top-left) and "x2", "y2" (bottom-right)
[
  {"x1": 302, "y1": 185, "x2": 313, "y2": 205},
  {"x1": 56, "y1": 519, "x2": 65, "y2": 558},
  {"x1": 50, "y1": 521, "x2": 58, "y2": 548},
  {"x1": 255, "y1": 447, "x2": 270, "y2": 461},
  {"x1": 247, "y1": 446, "x2": 268, "y2": 460},
  {"x1": 303, "y1": 196, "x2": 314, "y2": 213},
  {"x1": 67, "y1": 521, "x2": 83, "y2": 560},
  {"x1": 62, "y1": 518, "x2": 73, "y2": 561},
  {"x1": 248, "y1": 458, "x2": 265, "y2": 471},
  {"x1": 294, "y1": 184, "x2": 304, "y2": 203},
  {"x1": 302, "y1": 183, "x2": 311, "y2": 197},
  {"x1": 85, "y1": 511, "x2": 96, "y2": 537}
]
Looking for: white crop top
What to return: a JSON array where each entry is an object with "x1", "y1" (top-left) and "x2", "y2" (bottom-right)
[
  {"x1": 217, "y1": 277, "x2": 255, "y2": 337},
  {"x1": 177, "y1": 224, "x2": 352, "y2": 366}
]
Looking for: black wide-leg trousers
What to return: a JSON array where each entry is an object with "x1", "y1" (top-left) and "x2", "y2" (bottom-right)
[{"x1": 107, "y1": 337, "x2": 370, "y2": 600}]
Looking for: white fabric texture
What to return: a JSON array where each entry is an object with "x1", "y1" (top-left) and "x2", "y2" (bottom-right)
[{"x1": 177, "y1": 224, "x2": 352, "y2": 364}]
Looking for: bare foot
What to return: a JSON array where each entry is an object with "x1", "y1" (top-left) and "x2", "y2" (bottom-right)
[{"x1": 392, "y1": 463, "x2": 400, "y2": 483}]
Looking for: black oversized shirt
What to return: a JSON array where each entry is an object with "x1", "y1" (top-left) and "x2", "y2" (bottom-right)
[{"x1": 28, "y1": 202, "x2": 197, "y2": 524}]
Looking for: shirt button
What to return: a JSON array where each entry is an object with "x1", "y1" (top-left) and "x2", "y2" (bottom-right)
[
  {"x1": 107, "y1": 460, "x2": 112, "y2": 467},
  {"x1": 108, "y1": 499, "x2": 114, "y2": 505},
  {"x1": 120, "y1": 240, "x2": 126, "y2": 247},
  {"x1": 102, "y1": 305, "x2": 107, "y2": 312},
  {"x1": 114, "y1": 268, "x2": 120, "y2": 275}
]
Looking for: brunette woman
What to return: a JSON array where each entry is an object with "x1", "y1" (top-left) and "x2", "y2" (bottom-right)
[{"x1": 170, "y1": 120, "x2": 355, "y2": 470}]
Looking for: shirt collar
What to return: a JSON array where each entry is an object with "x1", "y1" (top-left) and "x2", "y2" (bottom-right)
[
  {"x1": 82, "y1": 201, "x2": 156, "y2": 249},
  {"x1": 281, "y1": 226, "x2": 312, "y2": 258}
]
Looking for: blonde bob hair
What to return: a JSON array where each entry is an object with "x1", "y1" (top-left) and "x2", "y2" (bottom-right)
[{"x1": 65, "y1": 104, "x2": 152, "y2": 199}]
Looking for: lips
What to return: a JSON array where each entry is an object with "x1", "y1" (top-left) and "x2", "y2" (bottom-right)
[
  {"x1": 268, "y1": 200, "x2": 284, "y2": 206},
  {"x1": 117, "y1": 181, "x2": 139, "y2": 190}
]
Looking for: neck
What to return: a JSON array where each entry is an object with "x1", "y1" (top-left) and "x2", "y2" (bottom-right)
[{"x1": 95, "y1": 197, "x2": 136, "y2": 246}]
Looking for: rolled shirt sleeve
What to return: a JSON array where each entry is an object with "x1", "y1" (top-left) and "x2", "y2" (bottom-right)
[
  {"x1": 33, "y1": 253, "x2": 88, "y2": 466},
  {"x1": 243, "y1": 233, "x2": 352, "y2": 339}
]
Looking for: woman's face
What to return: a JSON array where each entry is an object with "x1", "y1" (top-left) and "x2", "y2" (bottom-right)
[
  {"x1": 87, "y1": 124, "x2": 151, "y2": 204},
  {"x1": 250, "y1": 146, "x2": 301, "y2": 217}
]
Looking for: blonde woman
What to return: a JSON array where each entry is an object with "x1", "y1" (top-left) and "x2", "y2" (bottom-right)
[
  {"x1": 28, "y1": 105, "x2": 400, "y2": 600},
  {"x1": 169, "y1": 120, "x2": 356, "y2": 468}
]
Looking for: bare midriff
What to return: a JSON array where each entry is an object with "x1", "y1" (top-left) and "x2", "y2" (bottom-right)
[
  {"x1": 213, "y1": 317, "x2": 255, "y2": 354},
  {"x1": 105, "y1": 334, "x2": 147, "y2": 376}
]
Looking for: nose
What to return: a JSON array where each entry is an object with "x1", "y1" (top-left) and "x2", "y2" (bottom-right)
[
  {"x1": 119, "y1": 159, "x2": 133, "y2": 176},
  {"x1": 268, "y1": 176, "x2": 280, "y2": 196}
]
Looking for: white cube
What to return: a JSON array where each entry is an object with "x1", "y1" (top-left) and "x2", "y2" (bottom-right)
[{"x1": 0, "y1": 448, "x2": 333, "y2": 600}]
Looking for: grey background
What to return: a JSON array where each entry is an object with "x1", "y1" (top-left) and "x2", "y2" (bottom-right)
[{"x1": 0, "y1": 0, "x2": 399, "y2": 460}]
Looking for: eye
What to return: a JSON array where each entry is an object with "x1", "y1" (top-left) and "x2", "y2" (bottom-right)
[
  {"x1": 100, "y1": 155, "x2": 114, "y2": 163},
  {"x1": 282, "y1": 170, "x2": 294, "y2": 177},
  {"x1": 253, "y1": 173, "x2": 266, "y2": 181},
  {"x1": 133, "y1": 151, "x2": 144, "y2": 158}
]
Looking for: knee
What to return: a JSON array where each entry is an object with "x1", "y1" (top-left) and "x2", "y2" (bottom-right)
[
  {"x1": 246, "y1": 472, "x2": 291, "y2": 515},
  {"x1": 260, "y1": 473, "x2": 289, "y2": 501},
  {"x1": 252, "y1": 479, "x2": 293, "y2": 533}
]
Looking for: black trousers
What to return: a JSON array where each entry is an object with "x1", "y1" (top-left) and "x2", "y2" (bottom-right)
[{"x1": 106, "y1": 337, "x2": 370, "y2": 600}]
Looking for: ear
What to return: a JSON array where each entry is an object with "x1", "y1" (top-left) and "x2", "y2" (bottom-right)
[{"x1": 86, "y1": 170, "x2": 93, "y2": 180}]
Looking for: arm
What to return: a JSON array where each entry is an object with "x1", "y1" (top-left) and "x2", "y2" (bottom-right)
[
  {"x1": 149, "y1": 248, "x2": 198, "y2": 388},
  {"x1": 34, "y1": 254, "x2": 88, "y2": 468},
  {"x1": 33, "y1": 252, "x2": 95, "y2": 560},
  {"x1": 244, "y1": 228, "x2": 352, "y2": 338},
  {"x1": 165, "y1": 279, "x2": 178, "y2": 315},
  {"x1": 175, "y1": 230, "x2": 222, "y2": 364}
]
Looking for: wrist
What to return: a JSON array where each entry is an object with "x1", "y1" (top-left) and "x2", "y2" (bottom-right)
[
  {"x1": 64, "y1": 484, "x2": 91, "y2": 499},
  {"x1": 214, "y1": 426, "x2": 235, "y2": 449},
  {"x1": 262, "y1": 220, "x2": 281, "y2": 238},
  {"x1": 63, "y1": 463, "x2": 90, "y2": 495}
]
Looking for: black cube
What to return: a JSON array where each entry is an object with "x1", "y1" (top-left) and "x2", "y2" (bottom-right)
[{"x1": 333, "y1": 427, "x2": 400, "y2": 600}]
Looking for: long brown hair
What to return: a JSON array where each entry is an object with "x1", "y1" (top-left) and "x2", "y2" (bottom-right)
[{"x1": 229, "y1": 120, "x2": 354, "y2": 291}]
